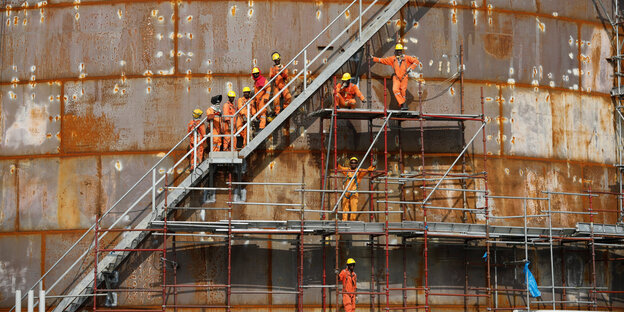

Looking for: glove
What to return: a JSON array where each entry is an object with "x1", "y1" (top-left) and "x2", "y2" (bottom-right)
[
  {"x1": 408, "y1": 70, "x2": 418, "y2": 78},
  {"x1": 334, "y1": 269, "x2": 340, "y2": 275},
  {"x1": 361, "y1": 98, "x2": 367, "y2": 103},
  {"x1": 372, "y1": 159, "x2": 377, "y2": 168}
]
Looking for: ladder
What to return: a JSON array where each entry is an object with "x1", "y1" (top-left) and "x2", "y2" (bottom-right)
[{"x1": 10, "y1": 0, "x2": 409, "y2": 311}]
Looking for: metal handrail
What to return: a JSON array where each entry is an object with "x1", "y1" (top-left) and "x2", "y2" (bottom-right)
[
  {"x1": 10, "y1": 128, "x2": 214, "y2": 312},
  {"x1": 229, "y1": 0, "x2": 376, "y2": 146}
]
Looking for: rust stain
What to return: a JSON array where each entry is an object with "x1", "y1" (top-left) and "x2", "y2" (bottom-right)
[
  {"x1": 483, "y1": 33, "x2": 512, "y2": 59},
  {"x1": 62, "y1": 114, "x2": 120, "y2": 152}
]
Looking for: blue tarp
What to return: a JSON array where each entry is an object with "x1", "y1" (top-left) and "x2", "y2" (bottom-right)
[{"x1": 524, "y1": 261, "x2": 541, "y2": 298}]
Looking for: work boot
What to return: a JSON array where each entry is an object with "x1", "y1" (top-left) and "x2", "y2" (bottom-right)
[{"x1": 401, "y1": 105, "x2": 408, "y2": 111}]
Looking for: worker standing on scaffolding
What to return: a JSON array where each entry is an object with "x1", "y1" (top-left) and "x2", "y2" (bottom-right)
[
  {"x1": 206, "y1": 95, "x2": 223, "y2": 151},
  {"x1": 338, "y1": 156, "x2": 376, "y2": 221},
  {"x1": 222, "y1": 91, "x2": 238, "y2": 151},
  {"x1": 236, "y1": 87, "x2": 254, "y2": 147},
  {"x1": 187, "y1": 109, "x2": 207, "y2": 170},
  {"x1": 334, "y1": 73, "x2": 366, "y2": 109},
  {"x1": 339, "y1": 258, "x2": 357, "y2": 312},
  {"x1": 269, "y1": 52, "x2": 292, "y2": 136},
  {"x1": 252, "y1": 67, "x2": 270, "y2": 130},
  {"x1": 371, "y1": 43, "x2": 420, "y2": 110}
]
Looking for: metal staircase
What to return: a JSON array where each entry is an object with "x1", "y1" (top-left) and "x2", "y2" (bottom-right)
[{"x1": 10, "y1": 0, "x2": 409, "y2": 311}]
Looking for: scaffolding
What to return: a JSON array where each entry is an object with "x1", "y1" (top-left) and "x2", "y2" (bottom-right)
[{"x1": 11, "y1": 3, "x2": 624, "y2": 311}]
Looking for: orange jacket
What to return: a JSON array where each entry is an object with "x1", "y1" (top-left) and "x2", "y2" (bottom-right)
[
  {"x1": 222, "y1": 100, "x2": 236, "y2": 133},
  {"x1": 206, "y1": 106, "x2": 223, "y2": 133},
  {"x1": 373, "y1": 55, "x2": 420, "y2": 81},
  {"x1": 339, "y1": 268, "x2": 357, "y2": 295},
  {"x1": 237, "y1": 97, "x2": 250, "y2": 125},
  {"x1": 334, "y1": 83, "x2": 365, "y2": 101},
  {"x1": 338, "y1": 164, "x2": 375, "y2": 196},
  {"x1": 187, "y1": 119, "x2": 206, "y2": 145},
  {"x1": 270, "y1": 65, "x2": 289, "y2": 89}
]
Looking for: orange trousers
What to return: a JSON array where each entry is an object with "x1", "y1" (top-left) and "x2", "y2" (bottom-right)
[
  {"x1": 189, "y1": 144, "x2": 204, "y2": 169},
  {"x1": 236, "y1": 120, "x2": 247, "y2": 146},
  {"x1": 273, "y1": 87, "x2": 292, "y2": 114},
  {"x1": 255, "y1": 98, "x2": 268, "y2": 129},
  {"x1": 341, "y1": 195, "x2": 358, "y2": 221},
  {"x1": 342, "y1": 294, "x2": 355, "y2": 312},
  {"x1": 392, "y1": 76, "x2": 409, "y2": 107},
  {"x1": 335, "y1": 95, "x2": 356, "y2": 109},
  {"x1": 212, "y1": 129, "x2": 231, "y2": 151}
]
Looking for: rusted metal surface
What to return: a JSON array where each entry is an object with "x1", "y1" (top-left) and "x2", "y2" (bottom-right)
[
  {"x1": 0, "y1": 160, "x2": 17, "y2": 232},
  {"x1": 0, "y1": 0, "x2": 621, "y2": 310},
  {"x1": 0, "y1": 234, "x2": 41, "y2": 307}
]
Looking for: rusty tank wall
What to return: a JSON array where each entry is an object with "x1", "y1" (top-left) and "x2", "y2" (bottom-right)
[{"x1": 0, "y1": 0, "x2": 622, "y2": 311}]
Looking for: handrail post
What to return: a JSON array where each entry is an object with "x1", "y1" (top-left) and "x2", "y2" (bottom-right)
[
  {"x1": 152, "y1": 168, "x2": 156, "y2": 213},
  {"x1": 231, "y1": 114, "x2": 235, "y2": 152},
  {"x1": 304, "y1": 50, "x2": 308, "y2": 90},
  {"x1": 193, "y1": 130, "x2": 198, "y2": 178},
  {"x1": 358, "y1": 0, "x2": 362, "y2": 39},
  {"x1": 15, "y1": 290, "x2": 21, "y2": 312},
  {"x1": 247, "y1": 101, "x2": 251, "y2": 144},
  {"x1": 210, "y1": 120, "x2": 214, "y2": 157}
]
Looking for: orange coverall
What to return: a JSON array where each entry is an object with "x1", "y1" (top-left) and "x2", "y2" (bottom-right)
[
  {"x1": 334, "y1": 83, "x2": 365, "y2": 109},
  {"x1": 269, "y1": 65, "x2": 292, "y2": 114},
  {"x1": 206, "y1": 106, "x2": 225, "y2": 151},
  {"x1": 372, "y1": 55, "x2": 420, "y2": 107},
  {"x1": 236, "y1": 97, "x2": 253, "y2": 146},
  {"x1": 222, "y1": 100, "x2": 237, "y2": 151},
  {"x1": 187, "y1": 119, "x2": 206, "y2": 169},
  {"x1": 338, "y1": 164, "x2": 375, "y2": 221},
  {"x1": 254, "y1": 85, "x2": 269, "y2": 129},
  {"x1": 339, "y1": 268, "x2": 357, "y2": 312}
]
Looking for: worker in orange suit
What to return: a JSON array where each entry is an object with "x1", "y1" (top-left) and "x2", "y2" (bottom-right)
[
  {"x1": 206, "y1": 95, "x2": 223, "y2": 151},
  {"x1": 371, "y1": 43, "x2": 420, "y2": 110},
  {"x1": 334, "y1": 73, "x2": 366, "y2": 109},
  {"x1": 187, "y1": 109, "x2": 207, "y2": 170},
  {"x1": 236, "y1": 87, "x2": 253, "y2": 146},
  {"x1": 221, "y1": 91, "x2": 238, "y2": 151},
  {"x1": 338, "y1": 156, "x2": 376, "y2": 221},
  {"x1": 339, "y1": 258, "x2": 357, "y2": 312},
  {"x1": 269, "y1": 52, "x2": 292, "y2": 114},
  {"x1": 270, "y1": 52, "x2": 292, "y2": 136},
  {"x1": 252, "y1": 67, "x2": 270, "y2": 130}
]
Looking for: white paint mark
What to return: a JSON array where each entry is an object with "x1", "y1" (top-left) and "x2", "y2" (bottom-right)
[{"x1": 4, "y1": 101, "x2": 49, "y2": 147}]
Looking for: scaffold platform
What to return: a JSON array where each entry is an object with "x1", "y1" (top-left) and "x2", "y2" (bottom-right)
[
  {"x1": 309, "y1": 108, "x2": 483, "y2": 121},
  {"x1": 151, "y1": 220, "x2": 624, "y2": 239}
]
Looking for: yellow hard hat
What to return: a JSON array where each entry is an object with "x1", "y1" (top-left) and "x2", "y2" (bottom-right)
[
  {"x1": 252, "y1": 67, "x2": 260, "y2": 74},
  {"x1": 228, "y1": 90, "x2": 236, "y2": 98},
  {"x1": 243, "y1": 87, "x2": 251, "y2": 93},
  {"x1": 395, "y1": 43, "x2": 404, "y2": 50},
  {"x1": 346, "y1": 258, "x2": 356, "y2": 265},
  {"x1": 349, "y1": 157, "x2": 358, "y2": 162},
  {"x1": 192, "y1": 108, "x2": 203, "y2": 118},
  {"x1": 342, "y1": 73, "x2": 351, "y2": 81},
  {"x1": 272, "y1": 52, "x2": 280, "y2": 61}
]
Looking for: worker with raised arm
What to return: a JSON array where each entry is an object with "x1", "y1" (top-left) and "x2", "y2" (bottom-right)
[
  {"x1": 339, "y1": 258, "x2": 357, "y2": 312},
  {"x1": 371, "y1": 43, "x2": 420, "y2": 110},
  {"x1": 206, "y1": 95, "x2": 223, "y2": 151},
  {"x1": 187, "y1": 109, "x2": 207, "y2": 170},
  {"x1": 222, "y1": 91, "x2": 237, "y2": 151},
  {"x1": 334, "y1": 73, "x2": 366, "y2": 109},
  {"x1": 236, "y1": 87, "x2": 254, "y2": 146},
  {"x1": 338, "y1": 156, "x2": 376, "y2": 221},
  {"x1": 252, "y1": 67, "x2": 270, "y2": 130}
]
